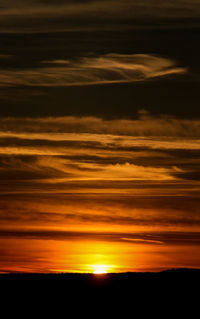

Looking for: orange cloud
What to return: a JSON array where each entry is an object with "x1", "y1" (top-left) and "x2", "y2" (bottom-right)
[
  {"x1": 1, "y1": 113, "x2": 199, "y2": 137},
  {"x1": 0, "y1": 54, "x2": 185, "y2": 87}
]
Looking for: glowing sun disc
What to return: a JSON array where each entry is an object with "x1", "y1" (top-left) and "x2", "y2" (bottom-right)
[{"x1": 93, "y1": 265, "x2": 108, "y2": 274}]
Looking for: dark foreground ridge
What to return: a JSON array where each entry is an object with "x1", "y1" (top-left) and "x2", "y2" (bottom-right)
[
  {"x1": 1, "y1": 268, "x2": 200, "y2": 293},
  {"x1": 1, "y1": 268, "x2": 200, "y2": 287},
  {"x1": 1, "y1": 269, "x2": 199, "y2": 312},
  {"x1": 1, "y1": 267, "x2": 200, "y2": 280}
]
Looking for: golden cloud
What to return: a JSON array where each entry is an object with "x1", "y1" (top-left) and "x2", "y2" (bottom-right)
[{"x1": 0, "y1": 54, "x2": 185, "y2": 87}]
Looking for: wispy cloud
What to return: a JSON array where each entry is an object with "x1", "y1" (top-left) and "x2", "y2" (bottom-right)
[
  {"x1": 0, "y1": 54, "x2": 185, "y2": 87},
  {"x1": 121, "y1": 237, "x2": 164, "y2": 244},
  {"x1": 0, "y1": 113, "x2": 199, "y2": 234},
  {"x1": 0, "y1": 55, "x2": 12, "y2": 59},
  {"x1": 1, "y1": 229, "x2": 200, "y2": 246},
  {"x1": 0, "y1": 0, "x2": 199, "y2": 33},
  {"x1": 1, "y1": 112, "x2": 198, "y2": 138},
  {"x1": 0, "y1": 114, "x2": 199, "y2": 184},
  {"x1": 1, "y1": 0, "x2": 200, "y2": 20}
]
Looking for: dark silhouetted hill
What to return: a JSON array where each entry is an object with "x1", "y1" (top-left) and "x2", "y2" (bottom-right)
[{"x1": 1, "y1": 269, "x2": 199, "y2": 314}]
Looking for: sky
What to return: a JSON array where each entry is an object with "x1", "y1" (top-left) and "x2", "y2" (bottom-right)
[{"x1": 0, "y1": 0, "x2": 200, "y2": 273}]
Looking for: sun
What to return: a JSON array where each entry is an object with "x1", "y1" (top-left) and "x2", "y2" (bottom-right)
[{"x1": 93, "y1": 265, "x2": 108, "y2": 274}]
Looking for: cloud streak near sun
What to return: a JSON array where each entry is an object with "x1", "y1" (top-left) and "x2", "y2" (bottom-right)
[{"x1": 0, "y1": 54, "x2": 185, "y2": 87}]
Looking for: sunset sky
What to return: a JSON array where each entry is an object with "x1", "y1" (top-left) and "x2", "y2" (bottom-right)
[{"x1": 0, "y1": 0, "x2": 200, "y2": 273}]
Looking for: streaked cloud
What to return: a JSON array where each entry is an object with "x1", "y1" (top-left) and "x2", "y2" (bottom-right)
[
  {"x1": 0, "y1": 112, "x2": 199, "y2": 235},
  {"x1": 1, "y1": 191, "x2": 200, "y2": 230},
  {"x1": 1, "y1": 0, "x2": 199, "y2": 17},
  {"x1": 0, "y1": 54, "x2": 185, "y2": 87},
  {"x1": 0, "y1": 55, "x2": 12, "y2": 59},
  {"x1": 0, "y1": 114, "x2": 199, "y2": 188},
  {"x1": 1, "y1": 229, "x2": 200, "y2": 246},
  {"x1": 1, "y1": 1, "x2": 200, "y2": 33},
  {"x1": 1, "y1": 112, "x2": 198, "y2": 138},
  {"x1": 121, "y1": 237, "x2": 164, "y2": 244}
]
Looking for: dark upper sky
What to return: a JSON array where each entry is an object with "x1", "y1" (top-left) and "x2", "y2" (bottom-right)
[{"x1": 0, "y1": 0, "x2": 199, "y2": 118}]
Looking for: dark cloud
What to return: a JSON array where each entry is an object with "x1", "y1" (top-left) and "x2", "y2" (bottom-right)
[
  {"x1": 0, "y1": 193, "x2": 200, "y2": 228},
  {"x1": 1, "y1": 0, "x2": 200, "y2": 33},
  {"x1": 1, "y1": 114, "x2": 200, "y2": 137},
  {"x1": 0, "y1": 229, "x2": 200, "y2": 246},
  {"x1": 174, "y1": 171, "x2": 200, "y2": 181}
]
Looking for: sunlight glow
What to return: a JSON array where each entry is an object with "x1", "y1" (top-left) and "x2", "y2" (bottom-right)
[{"x1": 92, "y1": 265, "x2": 108, "y2": 274}]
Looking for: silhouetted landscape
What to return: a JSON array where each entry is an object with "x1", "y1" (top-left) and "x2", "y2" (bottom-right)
[
  {"x1": 1, "y1": 269, "x2": 200, "y2": 294},
  {"x1": 1, "y1": 269, "x2": 199, "y2": 313}
]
